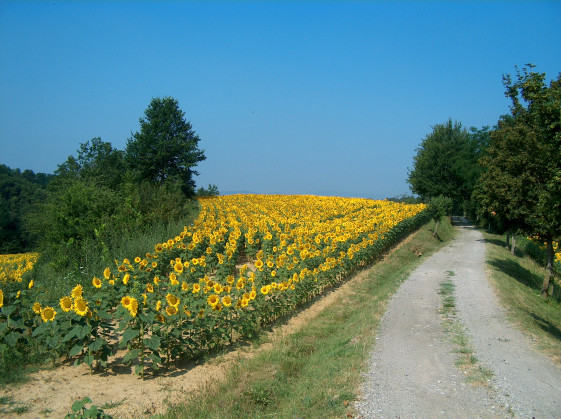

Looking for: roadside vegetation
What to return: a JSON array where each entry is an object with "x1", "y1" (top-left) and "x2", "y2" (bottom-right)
[
  {"x1": 158, "y1": 217, "x2": 455, "y2": 419},
  {"x1": 483, "y1": 229, "x2": 561, "y2": 365}
]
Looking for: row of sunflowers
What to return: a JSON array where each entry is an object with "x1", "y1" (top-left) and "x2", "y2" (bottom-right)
[
  {"x1": 1, "y1": 195, "x2": 429, "y2": 378},
  {"x1": 0, "y1": 252, "x2": 39, "y2": 283}
]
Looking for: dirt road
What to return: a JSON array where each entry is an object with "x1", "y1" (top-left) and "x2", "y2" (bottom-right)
[{"x1": 355, "y1": 218, "x2": 561, "y2": 418}]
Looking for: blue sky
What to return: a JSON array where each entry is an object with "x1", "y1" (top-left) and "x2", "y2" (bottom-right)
[{"x1": 1, "y1": 1, "x2": 560, "y2": 199}]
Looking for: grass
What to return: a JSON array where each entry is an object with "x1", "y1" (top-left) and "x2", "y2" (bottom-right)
[
  {"x1": 157, "y1": 217, "x2": 456, "y2": 419},
  {"x1": 438, "y1": 272, "x2": 493, "y2": 386},
  {"x1": 483, "y1": 230, "x2": 561, "y2": 366},
  {"x1": 0, "y1": 396, "x2": 30, "y2": 415}
]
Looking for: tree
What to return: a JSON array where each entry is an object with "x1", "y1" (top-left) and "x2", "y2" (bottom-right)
[
  {"x1": 407, "y1": 119, "x2": 486, "y2": 214},
  {"x1": 427, "y1": 195, "x2": 453, "y2": 238},
  {"x1": 475, "y1": 65, "x2": 561, "y2": 298},
  {"x1": 125, "y1": 97, "x2": 206, "y2": 197},
  {"x1": 196, "y1": 184, "x2": 220, "y2": 197},
  {"x1": 0, "y1": 165, "x2": 51, "y2": 252},
  {"x1": 54, "y1": 137, "x2": 125, "y2": 190}
]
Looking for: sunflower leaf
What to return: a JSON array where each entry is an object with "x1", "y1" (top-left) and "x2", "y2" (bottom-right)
[
  {"x1": 69, "y1": 344, "x2": 83, "y2": 357},
  {"x1": 77, "y1": 325, "x2": 93, "y2": 339},
  {"x1": 88, "y1": 339, "x2": 103, "y2": 352},
  {"x1": 83, "y1": 354, "x2": 94, "y2": 367},
  {"x1": 4, "y1": 331, "x2": 21, "y2": 347},
  {"x1": 148, "y1": 353, "x2": 161, "y2": 366},
  {"x1": 120, "y1": 327, "x2": 140, "y2": 346},
  {"x1": 32, "y1": 324, "x2": 45, "y2": 337},
  {"x1": 144, "y1": 336, "x2": 161, "y2": 351},
  {"x1": 0, "y1": 305, "x2": 16, "y2": 317},
  {"x1": 122, "y1": 348, "x2": 141, "y2": 364},
  {"x1": 63, "y1": 326, "x2": 80, "y2": 342}
]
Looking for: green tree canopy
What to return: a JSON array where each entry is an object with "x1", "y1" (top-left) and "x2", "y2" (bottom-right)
[
  {"x1": 125, "y1": 97, "x2": 206, "y2": 197},
  {"x1": 475, "y1": 64, "x2": 561, "y2": 298},
  {"x1": 0, "y1": 165, "x2": 51, "y2": 252},
  {"x1": 54, "y1": 137, "x2": 125, "y2": 190},
  {"x1": 407, "y1": 120, "x2": 488, "y2": 213}
]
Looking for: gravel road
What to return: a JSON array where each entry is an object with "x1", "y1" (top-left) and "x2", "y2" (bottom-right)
[{"x1": 355, "y1": 218, "x2": 561, "y2": 418}]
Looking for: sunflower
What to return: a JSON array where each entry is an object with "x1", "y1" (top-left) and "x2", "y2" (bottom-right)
[
  {"x1": 128, "y1": 298, "x2": 139, "y2": 317},
  {"x1": 151, "y1": 261, "x2": 158, "y2": 268},
  {"x1": 123, "y1": 274, "x2": 130, "y2": 285},
  {"x1": 0, "y1": 289, "x2": 3, "y2": 308},
  {"x1": 213, "y1": 283, "x2": 222, "y2": 294},
  {"x1": 169, "y1": 273, "x2": 179, "y2": 285},
  {"x1": 146, "y1": 283, "x2": 154, "y2": 293},
  {"x1": 103, "y1": 267, "x2": 111, "y2": 280},
  {"x1": 71, "y1": 284, "x2": 83, "y2": 299},
  {"x1": 174, "y1": 262, "x2": 184, "y2": 274},
  {"x1": 156, "y1": 300, "x2": 162, "y2": 311},
  {"x1": 192, "y1": 283, "x2": 201, "y2": 293},
  {"x1": 255, "y1": 259, "x2": 264, "y2": 269},
  {"x1": 28, "y1": 280, "x2": 34, "y2": 289},
  {"x1": 166, "y1": 306, "x2": 178, "y2": 316},
  {"x1": 92, "y1": 277, "x2": 102, "y2": 288},
  {"x1": 60, "y1": 296, "x2": 73, "y2": 312},
  {"x1": 41, "y1": 306, "x2": 57, "y2": 322},
  {"x1": 222, "y1": 296, "x2": 232, "y2": 307},
  {"x1": 166, "y1": 293, "x2": 180, "y2": 307},
  {"x1": 241, "y1": 298, "x2": 249, "y2": 308},
  {"x1": 207, "y1": 294, "x2": 219, "y2": 307},
  {"x1": 74, "y1": 298, "x2": 88, "y2": 316},
  {"x1": 121, "y1": 296, "x2": 132, "y2": 308},
  {"x1": 181, "y1": 282, "x2": 189, "y2": 291},
  {"x1": 155, "y1": 243, "x2": 163, "y2": 252},
  {"x1": 134, "y1": 256, "x2": 141, "y2": 264},
  {"x1": 32, "y1": 302, "x2": 42, "y2": 314},
  {"x1": 260, "y1": 286, "x2": 269, "y2": 295}
]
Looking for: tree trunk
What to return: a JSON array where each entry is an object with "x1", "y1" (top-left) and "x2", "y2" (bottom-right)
[
  {"x1": 541, "y1": 239, "x2": 555, "y2": 299},
  {"x1": 433, "y1": 220, "x2": 439, "y2": 238},
  {"x1": 505, "y1": 229, "x2": 510, "y2": 250},
  {"x1": 511, "y1": 234, "x2": 516, "y2": 255}
]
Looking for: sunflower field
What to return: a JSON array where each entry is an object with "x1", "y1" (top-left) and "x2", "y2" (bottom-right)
[
  {"x1": 0, "y1": 253, "x2": 39, "y2": 283},
  {"x1": 0, "y1": 195, "x2": 428, "y2": 378}
]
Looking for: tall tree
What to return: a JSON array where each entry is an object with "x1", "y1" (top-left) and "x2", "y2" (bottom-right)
[
  {"x1": 125, "y1": 97, "x2": 206, "y2": 197},
  {"x1": 408, "y1": 119, "x2": 484, "y2": 213},
  {"x1": 476, "y1": 65, "x2": 561, "y2": 298}
]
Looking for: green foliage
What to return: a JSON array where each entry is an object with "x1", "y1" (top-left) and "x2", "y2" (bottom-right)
[
  {"x1": 65, "y1": 397, "x2": 112, "y2": 419},
  {"x1": 0, "y1": 165, "x2": 51, "y2": 252},
  {"x1": 427, "y1": 195, "x2": 453, "y2": 223},
  {"x1": 386, "y1": 194, "x2": 422, "y2": 204},
  {"x1": 474, "y1": 64, "x2": 561, "y2": 297},
  {"x1": 408, "y1": 120, "x2": 489, "y2": 214},
  {"x1": 54, "y1": 138, "x2": 126, "y2": 190},
  {"x1": 125, "y1": 97, "x2": 206, "y2": 198},
  {"x1": 427, "y1": 195, "x2": 453, "y2": 238},
  {"x1": 196, "y1": 184, "x2": 220, "y2": 197}
]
